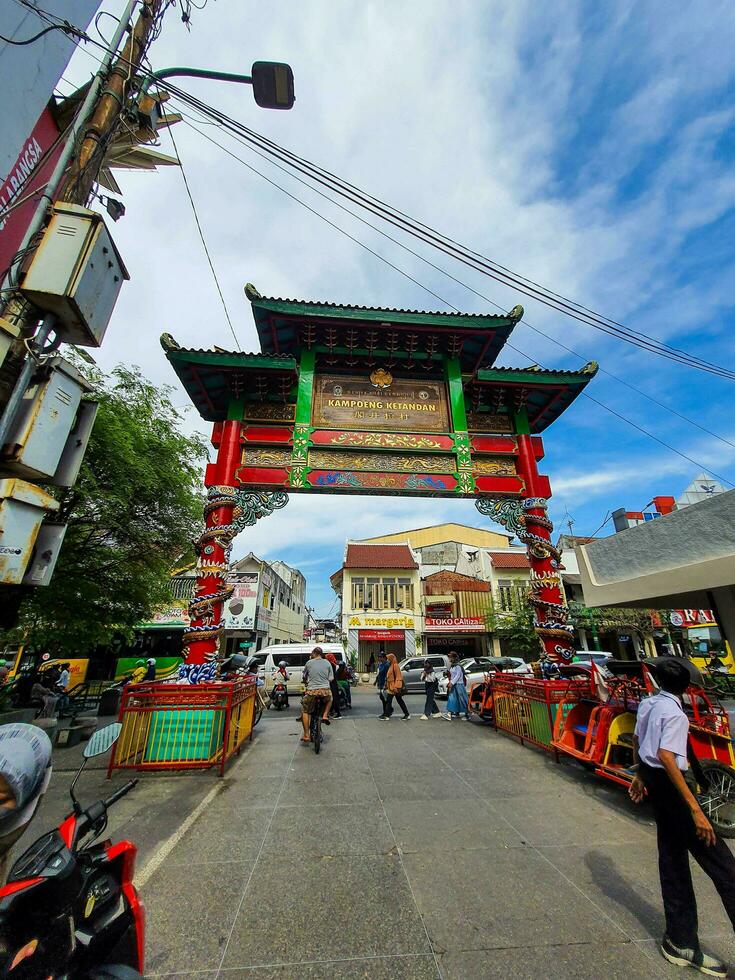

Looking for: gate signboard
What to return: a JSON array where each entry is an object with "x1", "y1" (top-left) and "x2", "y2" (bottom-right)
[{"x1": 163, "y1": 286, "x2": 597, "y2": 681}]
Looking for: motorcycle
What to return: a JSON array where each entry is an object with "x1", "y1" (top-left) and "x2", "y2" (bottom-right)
[
  {"x1": 269, "y1": 682, "x2": 289, "y2": 711},
  {"x1": 0, "y1": 723, "x2": 144, "y2": 977}
]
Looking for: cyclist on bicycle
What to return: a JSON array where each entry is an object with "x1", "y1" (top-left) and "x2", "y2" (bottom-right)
[{"x1": 300, "y1": 647, "x2": 333, "y2": 744}]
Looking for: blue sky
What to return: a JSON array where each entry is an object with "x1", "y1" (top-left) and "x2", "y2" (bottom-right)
[{"x1": 62, "y1": 1, "x2": 735, "y2": 615}]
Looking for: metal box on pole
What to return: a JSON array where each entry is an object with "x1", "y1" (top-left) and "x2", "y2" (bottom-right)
[
  {"x1": 22, "y1": 521, "x2": 68, "y2": 586},
  {"x1": 20, "y1": 203, "x2": 129, "y2": 347},
  {"x1": 0, "y1": 355, "x2": 93, "y2": 482},
  {"x1": 0, "y1": 478, "x2": 59, "y2": 585}
]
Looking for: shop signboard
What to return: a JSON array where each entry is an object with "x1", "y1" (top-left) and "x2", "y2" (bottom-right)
[
  {"x1": 348, "y1": 614, "x2": 415, "y2": 629},
  {"x1": 137, "y1": 605, "x2": 190, "y2": 629},
  {"x1": 424, "y1": 616, "x2": 485, "y2": 632},
  {"x1": 669, "y1": 609, "x2": 716, "y2": 629},
  {"x1": 223, "y1": 573, "x2": 259, "y2": 629},
  {"x1": 360, "y1": 629, "x2": 405, "y2": 641},
  {"x1": 114, "y1": 657, "x2": 182, "y2": 681}
]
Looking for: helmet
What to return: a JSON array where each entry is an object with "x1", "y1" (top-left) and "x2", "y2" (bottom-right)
[
  {"x1": 146, "y1": 658, "x2": 156, "y2": 666},
  {"x1": 279, "y1": 660, "x2": 287, "y2": 668},
  {"x1": 245, "y1": 656, "x2": 260, "y2": 672},
  {"x1": 135, "y1": 659, "x2": 145, "y2": 667}
]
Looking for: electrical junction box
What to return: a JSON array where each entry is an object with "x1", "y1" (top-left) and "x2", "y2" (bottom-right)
[
  {"x1": 0, "y1": 478, "x2": 59, "y2": 585},
  {"x1": 0, "y1": 355, "x2": 93, "y2": 483},
  {"x1": 20, "y1": 203, "x2": 129, "y2": 347},
  {"x1": 22, "y1": 521, "x2": 67, "y2": 587},
  {"x1": 0, "y1": 316, "x2": 20, "y2": 369}
]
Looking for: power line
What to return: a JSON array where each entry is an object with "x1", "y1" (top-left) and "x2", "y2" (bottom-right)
[
  {"x1": 162, "y1": 108, "x2": 241, "y2": 351},
  {"x1": 174, "y1": 102, "x2": 735, "y2": 455},
  {"x1": 177, "y1": 116, "x2": 734, "y2": 489},
  {"x1": 156, "y1": 79, "x2": 735, "y2": 381}
]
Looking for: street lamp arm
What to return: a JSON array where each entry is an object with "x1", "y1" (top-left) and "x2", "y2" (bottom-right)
[{"x1": 148, "y1": 66, "x2": 252, "y2": 87}]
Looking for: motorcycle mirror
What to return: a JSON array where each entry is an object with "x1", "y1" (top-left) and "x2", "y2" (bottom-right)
[{"x1": 84, "y1": 723, "x2": 122, "y2": 759}]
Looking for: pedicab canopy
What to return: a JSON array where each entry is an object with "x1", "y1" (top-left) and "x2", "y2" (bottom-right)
[{"x1": 161, "y1": 285, "x2": 597, "y2": 500}]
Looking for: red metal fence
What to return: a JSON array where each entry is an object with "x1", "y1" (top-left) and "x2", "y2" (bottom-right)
[
  {"x1": 490, "y1": 674, "x2": 591, "y2": 756},
  {"x1": 108, "y1": 678, "x2": 256, "y2": 777}
]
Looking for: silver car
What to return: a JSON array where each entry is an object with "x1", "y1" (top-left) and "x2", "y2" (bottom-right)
[{"x1": 398, "y1": 654, "x2": 452, "y2": 693}]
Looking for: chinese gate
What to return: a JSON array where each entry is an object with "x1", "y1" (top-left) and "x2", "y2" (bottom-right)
[{"x1": 163, "y1": 286, "x2": 597, "y2": 682}]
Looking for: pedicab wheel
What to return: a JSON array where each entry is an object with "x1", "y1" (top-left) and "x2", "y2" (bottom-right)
[
  {"x1": 697, "y1": 760, "x2": 735, "y2": 838},
  {"x1": 253, "y1": 701, "x2": 263, "y2": 727}
]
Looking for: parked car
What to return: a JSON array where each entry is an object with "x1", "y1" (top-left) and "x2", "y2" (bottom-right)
[
  {"x1": 438, "y1": 656, "x2": 532, "y2": 698},
  {"x1": 397, "y1": 655, "x2": 453, "y2": 693}
]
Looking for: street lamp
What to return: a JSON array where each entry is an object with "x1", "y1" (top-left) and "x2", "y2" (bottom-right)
[{"x1": 143, "y1": 61, "x2": 295, "y2": 110}]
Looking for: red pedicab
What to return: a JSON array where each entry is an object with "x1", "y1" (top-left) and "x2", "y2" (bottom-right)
[{"x1": 551, "y1": 658, "x2": 735, "y2": 837}]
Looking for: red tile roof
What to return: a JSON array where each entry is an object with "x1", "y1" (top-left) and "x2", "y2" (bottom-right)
[
  {"x1": 344, "y1": 543, "x2": 418, "y2": 570},
  {"x1": 490, "y1": 552, "x2": 530, "y2": 569}
]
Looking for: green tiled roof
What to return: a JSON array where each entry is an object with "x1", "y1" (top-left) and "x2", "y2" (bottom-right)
[{"x1": 246, "y1": 284, "x2": 523, "y2": 374}]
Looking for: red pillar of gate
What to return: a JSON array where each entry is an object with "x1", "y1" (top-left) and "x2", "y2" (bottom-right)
[
  {"x1": 515, "y1": 433, "x2": 574, "y2": 663},
  {"x1": 182, "y1": 420, "x2": 242, "y2": 677}
]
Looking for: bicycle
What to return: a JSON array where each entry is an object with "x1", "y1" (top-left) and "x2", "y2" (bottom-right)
[
  {"x1": 253, "y1": 685, "x2": 267, "y2": 727},
  {"x1": 308, "y1": 694, "x2": 328, "y2": 754}
]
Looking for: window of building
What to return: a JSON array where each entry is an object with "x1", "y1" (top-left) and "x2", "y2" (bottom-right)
[
  {"x1": 381, "y1": 578, "x2": 396, "y2": 609},
  {"x1": 367, "y1": 577, "x2": 380, "y2": 608},
  {"x1": 397, "y1": 577, "x2": 414, "y2": 609},
  {"x1": 351, "y1": 577, "x2": 365, "y2": 609}
]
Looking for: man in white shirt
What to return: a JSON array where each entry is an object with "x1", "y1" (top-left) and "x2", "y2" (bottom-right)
[{"x1": 629, "y1": 658, "x2": 735, "y2": 977}]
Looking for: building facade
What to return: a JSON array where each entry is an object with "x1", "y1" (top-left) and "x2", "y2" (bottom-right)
[
  {"x1": 134, "y1": 554, "x2": 308, "y2": 660},
  {"x1": 331, "y1": 524, "x2": 536, "y2": 666},
  {"x1": 331, "y1": 542, "x2": 421, "y2": 670}
]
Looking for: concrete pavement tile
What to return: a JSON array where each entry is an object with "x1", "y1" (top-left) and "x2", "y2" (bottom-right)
[
  {"x1": 143, "y1": 861, "x2": 252, "y2": 974},
  {"x1": 278, "y1": 773, "x2": 380, "y2": 806},
  {"x1": 264, "y1": 802, "x2": 395, "y2": 856},
  {"x1": 489, "y1": 789, "x2": 653, "y2": 845},
  {"x1": 220, "y1": 853, "x2": 431, "y2": 969},
  {"x1": 165, "y1": 799, "x2": 272, "y2": 866},
  {"x1": 373, "y1": 771, "x2": 477, "y2": 803},
  {"x1": 216, "y1": 773, "x2": 289, "y2": 808},
  {"x1": 438, "y1": 941, "x2": 670, "y2": 979},
  {"x1": 383, "y1": 799, "x2": 524, "y2": 851},
  {"x1": 218, "y1": 953, "x2": 440, "y2": 978},
  {"x1": 401, "y1": 846, "x2": 628, "y2": 950}
]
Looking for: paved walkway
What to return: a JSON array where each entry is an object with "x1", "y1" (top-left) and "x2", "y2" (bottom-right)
[{"x1": 141, "y1": 689, "x2": 735, "y2": 978}]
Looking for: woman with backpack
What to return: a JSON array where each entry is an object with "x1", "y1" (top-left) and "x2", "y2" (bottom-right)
[{"x1": 443, "y1": 651, "x2": 470, "y2": 721}]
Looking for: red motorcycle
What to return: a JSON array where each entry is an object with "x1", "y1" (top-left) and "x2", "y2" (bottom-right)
[{"x1": 0, "y1": 723, "x2": 144, "y2": 978}]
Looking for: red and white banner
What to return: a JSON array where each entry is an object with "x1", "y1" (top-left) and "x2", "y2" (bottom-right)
[
  {"x1": 0, "y1": 107, "x2": 63, "y2": 274},
  {"x1": 360, "y1": 629, "x2": 404, "y2": 641},
  {"x1": 424, "y1": 617, "x2": 485, "y2": 632}
]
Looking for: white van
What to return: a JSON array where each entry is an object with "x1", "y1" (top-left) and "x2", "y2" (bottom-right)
[{"x1": 261, "y1": 643, "x2": 347, "y2": 693}]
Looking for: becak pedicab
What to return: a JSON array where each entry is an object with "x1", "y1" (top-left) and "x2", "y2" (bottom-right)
[{"x1": 551, "y1": 657, "x2": 735, "y2": 837}]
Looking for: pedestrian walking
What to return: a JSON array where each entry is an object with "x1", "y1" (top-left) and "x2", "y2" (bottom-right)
[
  {"x1": 629, "y1": 658, "x2": 735, "y2": 977},
  {"x1": 420, "y1": 660, "x2": 440, "y2": 719},
  {"x1": 374, "y1": 652, "x2": 391, "y2": 718},
  {"x1": 325, "y1": 652, "x2": 342, "y2": 718},
  {"x1": 443, "y1": 651, "x2": 469, "y2": 720},
  {"x1": 383, "y1": 653, "x2": 410, "y2": 720}
]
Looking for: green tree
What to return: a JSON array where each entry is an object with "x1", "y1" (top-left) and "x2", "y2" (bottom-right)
[
  {"x1": 6, "y1": 364, "x2": 207, "y2": 655},
  {"x1": 485, "y1": 586, "x2": 541, "y2": 660}
]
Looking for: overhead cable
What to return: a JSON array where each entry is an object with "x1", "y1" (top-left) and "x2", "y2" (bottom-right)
[
  {"x1": 177, "y1": 110, "x2": 735, "y2": 456},
  {"x1": 178, "y1": 116, "x2": 733, "y2": 488}
]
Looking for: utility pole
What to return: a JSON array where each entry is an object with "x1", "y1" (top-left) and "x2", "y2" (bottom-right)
[{"x1": 60, "y1": 0, "x2": 163, "y2": 207}]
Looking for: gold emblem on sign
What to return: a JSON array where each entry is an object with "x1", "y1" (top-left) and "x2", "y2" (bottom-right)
[{"x1": 370, "y1": 368, "x2": 393, "y2": 389}]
